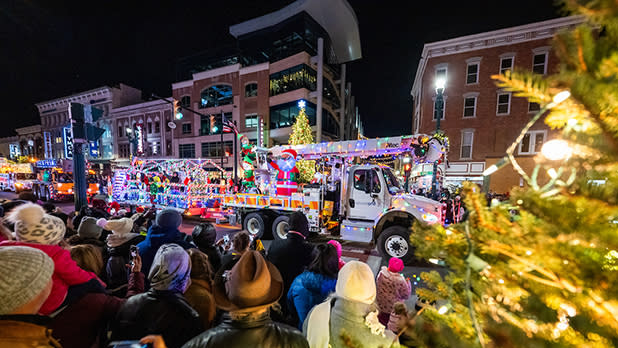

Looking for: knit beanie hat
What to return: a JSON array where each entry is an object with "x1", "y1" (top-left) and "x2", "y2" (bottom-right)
[
  {"x1": 156, "y1": 209, "x2": 182, "y2": 229},
  {"x1": 100, "y1": 217, "x2": 134, "y2": 236},
  {"x1": 7, "y1": 203, "x2": 66, "y2": 245},
  {"x1": 77, "y1": 216, "x2": 103, "y2": 239},
  {"x1": 336, "y1": 260, "x2": 376, "y2": 305},
  {"x1": 388, "y1": 257, "x2": 405, "y2": 273},
  {"x1": 0, "y1": 246, "x2": 54, "y2": 314}
]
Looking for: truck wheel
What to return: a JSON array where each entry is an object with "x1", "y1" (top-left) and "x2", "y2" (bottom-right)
[
  {"x1": 272, "y1": 215, "x2": 290, "y2": 240},
  {"x1": 243, "y1": 212, "x2": 265, "y2": 239},
  {"x1": 377, "y1": 225, "x2": 415, "y2": 265}
]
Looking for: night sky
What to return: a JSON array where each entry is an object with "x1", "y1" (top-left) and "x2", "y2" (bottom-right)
[{"x1": 1, "y1": 0, "x2": 562, "y2": 138}]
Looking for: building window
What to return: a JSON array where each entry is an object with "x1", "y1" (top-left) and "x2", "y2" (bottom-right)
[
  {"x1": 245, "y1": 83, "x2": 258, "y2": 97},
  {"x1": 466, "y1": 62, "x2": 479, "y2": 84},
  {"x1": 147, "y1": 122, "x2": 152, "y2": 134},
  {"x1": 155, "y1": 121, "x2": 160, "y2": 133},
  {"x1": 533, "y1": 52, "x2": 548, "y2": 74},
  {"x1": 500, "y1": 56, "x2": 514, "y2": 74},
  {"x1": 180, "y1": 95, "x2": 191, "y2": 108},
  {"x1": 118, "y1": 126, "x2": 123, "y2": 138},
  {"x1": 463, "y1": 96, "x2": 477, "y2": 117},
  {"x1": 270, "y1": 101, "x2": 316, "y2": 129},
  {"x1": 461, "y1": 130, "x2": 474, "y2": 159},
  {"x1": 433, "y1": 97, "x2": 446, "y2": 120},
  {"x1": 200, "y1": 85, "x2": 233, "y2": 108},
  {"x1": 245, "y1": 114, "x2": 258, "y2": 128},
  {"x1": 182, "y1": 123, "x2": 192, "y2": 134},
  {"x1": 496, "y1": 93, "x2": 511, "y2": 115},
  {"x1": 178, "y1": 144, "x2": 195, "y2": 158},
  {"x1": 269, "y1": 64, "x2": 317, "y2": 96},
  {"x1": 201, "y1": 141, "x2": 233, "y2": 158},
  {"x1": 519, "y1": 130, "x2": 546, "y2": 155},
  {"x1": 435, "y1": 65, "x2": 447, "y2": 82},
  {"x1": 529, "y1": 102, "x2": 541, "y2": 113}
]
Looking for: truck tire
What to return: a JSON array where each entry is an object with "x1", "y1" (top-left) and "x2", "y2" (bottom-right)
[
  {"x1": 272, "y1": 215, "x2": 290, "y2": 241},
  {"x1": 243, "y1": 212, "x2": 266, "y2": 239},
  {"x1": 377, "y1": 225, "x2": 415, "y2": 265}
]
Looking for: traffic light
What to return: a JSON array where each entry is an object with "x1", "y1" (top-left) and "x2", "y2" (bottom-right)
[
  {"x1": 404, "y1": 163, "x2": 411, "y2": 174},
  {"x1": 210, "y1": 115, "x2": 218, "y2": 133},
  {"x1": 173, "y1": 99, "x2": 183, "y2": 120}
]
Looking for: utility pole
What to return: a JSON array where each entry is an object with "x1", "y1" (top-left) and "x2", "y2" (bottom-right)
[{"x1": 430, "y1": 79, "x2": 445, "y2": 200}]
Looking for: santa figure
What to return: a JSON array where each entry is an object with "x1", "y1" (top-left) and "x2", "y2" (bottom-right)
[{"x1": 269, "y1": 149, "x2": 300, "y2": 196}]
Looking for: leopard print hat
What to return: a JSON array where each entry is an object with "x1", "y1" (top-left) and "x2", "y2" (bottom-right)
[{"x1": 8, "y1": 203, "x2": 66, "y2": 245}]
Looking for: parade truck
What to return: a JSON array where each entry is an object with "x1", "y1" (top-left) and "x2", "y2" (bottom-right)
[
  {"x1": 0, "y1": 163, "x2": 37, "y2": 193},
  {"x1": 110, "y1": 158, "x2": 233, "y2": 219},
  {"x1": 223, "y1": 134, "x2": 448, "y2": 263},
  {"x1": 31, "y1": 160, "x2": 101, "y2": 202}
]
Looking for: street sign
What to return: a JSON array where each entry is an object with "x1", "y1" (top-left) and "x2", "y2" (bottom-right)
[{"x1": 63, "y1": 126, "x2": 74, "y2": 159}]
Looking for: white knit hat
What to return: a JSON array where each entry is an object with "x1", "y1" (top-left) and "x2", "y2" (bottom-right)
[
  {"x1": 0, "y1": 246, "x2": 54, "y2": 314},
  {"x1": 102, "y1": 217, "x2": 134, "y2": 236},
  {"x1": 336, "y1": 260, "x2": 376, "y2": 305},
  {"x1": 7, "y1": 203, "x2": 66, "y2": 245}
]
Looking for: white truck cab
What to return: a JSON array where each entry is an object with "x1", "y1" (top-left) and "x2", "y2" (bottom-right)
[{"x1": 340, "y1": 164, "x2": 441, "y2": 263}]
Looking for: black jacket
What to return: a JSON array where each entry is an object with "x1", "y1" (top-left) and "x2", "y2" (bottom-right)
[
  {"x1": 181, "y1": 311, "x2": 308, "y2": 348},
  {"x1": 110, "y1": 289, "x2": 203, "y2": 348},
  {"x1": 267, "y1": 234, "x2": 315, "y2": 292},
  {"x1": 105, "y1": 235, "x2": 146, "y2": 297},
  {"x1": 197, "y1": 244, "x2": 222, "y2": 272}
]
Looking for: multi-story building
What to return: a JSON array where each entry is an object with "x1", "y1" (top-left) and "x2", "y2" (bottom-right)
[
  {"x1": 15, "y1": 125, "x2": 44, "y2": 159},
  {"x1": 36, "y1": 83, "x2": 142, "y2": 162},
  {"x1": 110, "y1": 99, "x2": 174, "y2": 160},
  {"x1": 171, "y1": 0, "x2": 362, "y2": 167},
  {"x1": 0, "y1": 136, "x2": 20, "y2": 160},
  {"x1": 410, "y1": 16, "x2": 584, "y2": 193}
]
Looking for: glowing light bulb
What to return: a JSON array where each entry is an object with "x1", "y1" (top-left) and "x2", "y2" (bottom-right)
[
  {"x1": 541, "y1": 139, "x2": 572, "y2": 161},
  {"x1": 438, "y1": 306, "x2": 448, "y2": 315},
  {"x1": 553, "y1": 91, "x2": 570, "y2": 104}
]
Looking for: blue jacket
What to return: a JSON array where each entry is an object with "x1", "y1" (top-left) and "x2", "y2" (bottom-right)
[
  {"x1": 137, "y1": 224, "x2": 194, "y2": 276},
  {"x1": 287, "y1": 271, "x2": 336, "y2": 329}
]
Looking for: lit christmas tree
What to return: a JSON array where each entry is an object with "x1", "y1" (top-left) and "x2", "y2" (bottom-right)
[
  {"x1": 404, "y1": 2, "x2": 618, "y2": 347},
  {"x1": 289, "y1": 100, "x2": 315, "y2": 183}
]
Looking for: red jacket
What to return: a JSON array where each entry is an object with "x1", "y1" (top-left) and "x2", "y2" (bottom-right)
[
  {"x1": 50, "y1": 272, "x2": 145, "y2": 348},
  {"x1": 0, "y1": 241, "x2": 99, "y2": 316}
]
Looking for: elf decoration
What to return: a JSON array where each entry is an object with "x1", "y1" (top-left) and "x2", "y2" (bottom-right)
[
  {"x1": 269, "y1": 148, "x2": 299, "y2": 196},
  {"x1": 239, "y1": 135, "x2": 257, "y2": 190}
]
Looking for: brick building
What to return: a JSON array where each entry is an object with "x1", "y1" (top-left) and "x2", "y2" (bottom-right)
[
  {"x1": 410, "y1": 16, "x2": 583, "y2": 193},
  {"x1": 171, "y1": 0, "x2": 362, "y2": 169},
  {"x1": 110, "y1": 99, "x2": 173, "y2": 161}
]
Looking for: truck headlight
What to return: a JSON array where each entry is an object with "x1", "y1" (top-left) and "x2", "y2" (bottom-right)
[{"x1": 422, "y1": 213, "x2": 438, "y2": 224}]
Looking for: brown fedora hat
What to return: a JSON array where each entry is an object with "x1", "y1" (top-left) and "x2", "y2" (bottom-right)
[{"x1": 213, "y1": 250, "x2": 283, "y2": 312}]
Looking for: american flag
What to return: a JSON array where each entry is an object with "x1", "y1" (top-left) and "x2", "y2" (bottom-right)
[{"x1": 222, "y1": 114, "x2": 237, "y2": 134}]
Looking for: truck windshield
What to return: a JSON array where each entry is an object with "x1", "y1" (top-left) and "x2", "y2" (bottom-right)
[
  {"x1": 15, "y1": 173, "x2": 36, "y2": 180},
  {"x1": 382, "y1": 168, "x2": 403, "y2": 194},
  {"x1": 57, "y1": 174, "x2": 72, "y2": 183}
]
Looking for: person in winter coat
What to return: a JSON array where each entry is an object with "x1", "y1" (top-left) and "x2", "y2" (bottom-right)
[
  {"x1": 50, "y1": 247, "x2": 145, "y2": 348},
  {"x1": 99, "y1": 217, "x2": 145, "y2": 297},
  {"x1": 191, "y1": 222, "x2": 222, "y2": 272},
  {"x1": 266, "y1": 211, "x2": 316, "y2": 320},
  {"x1": 0, "y1": 246, "x2": 61, "y2": 348},
  {"x1": 137, "y1": 209, "x2": 194, "y2": 276},
  {"x1": 304, "y1": 261, "x2": 398, "y2": 348},
  {"x1": 182, "y1": 250, "x2": 309, "y2": 348},
  {"x1": 184, "y1": 248, "x2": 217, "y2": 330},
  {"x1": 0, "y1": 203, "x2": 102, "y2": 316},
  {"x1": 111, "y1": 243, "x2": 202, "y2": 348},
  {"x1": 327, "y1": 240, "x2": 345, "y2": 270},
  {"x1": 376, "y1": 257, "x2": 412, "y2": 326},
  {"x1": 288, "y1": 243, "x2": 338, "y2": 329}
]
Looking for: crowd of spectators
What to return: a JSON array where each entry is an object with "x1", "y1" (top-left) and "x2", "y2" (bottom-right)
[{"x1": 0, "y1": 193, "x2": 418, "y2": 348}]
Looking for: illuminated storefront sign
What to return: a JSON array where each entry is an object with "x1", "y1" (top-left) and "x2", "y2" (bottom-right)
[{"x1": 63, "y1": 126, "x2": 74, "y2": 159}]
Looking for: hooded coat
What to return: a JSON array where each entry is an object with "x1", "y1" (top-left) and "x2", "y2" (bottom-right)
[
  {"x1": 376, "y1": 266, "x2": 412, "y2": 315},
  {"x1": 137, "y1": 224, "x2": 194, "y2": 276},
  {"x1": 287, "y1": 271, "x2": 336, "y2": 329}
]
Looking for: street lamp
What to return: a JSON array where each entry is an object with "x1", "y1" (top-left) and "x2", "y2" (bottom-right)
[
  {"x1": 125, "y1": 127, "x2": 138, "y2": 158},
  {"x1": 431, "y1": 78, "x2": 445, "y2": 200}
]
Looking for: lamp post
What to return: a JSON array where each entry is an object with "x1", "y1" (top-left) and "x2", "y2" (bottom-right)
[{"x1": 431, "y1": 77, "x2": 445, "y2": 200}]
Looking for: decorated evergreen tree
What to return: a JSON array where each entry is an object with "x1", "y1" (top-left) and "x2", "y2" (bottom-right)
[
  {"x1": 289, "y1": 101, "x2": 316, "y2": 183},
  {"x1": 405, "y1": 2, "x2": 618, "y2": 347}
]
